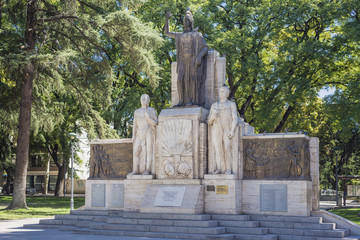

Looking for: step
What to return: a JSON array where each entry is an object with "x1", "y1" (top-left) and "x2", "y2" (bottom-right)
[
  {"x1": 226, "y1": 226, "x2": 269, "y2": 235},
  {"x1": 70, "y1": 210, "x2": 109, "y2": 216},
  {"x1": 92, "y1": 223, "x2": 226, "y2": 235},
  {"x1": 212, "y1": 215, "x2": 251, "y2": 221},
  {"x1": 73, "y1": 228, "x2": 235, "y2": 239},
  {"x1": 219, "y1": 220, "x2": 259, "y2": 228},
  {"x1": 269, "y1": 227, "x2": 349, "y2": 238},
  {"x1": 250, "y1": 215, "x2": 322, "y2": 223},
  {"x1": 23, "y1": 224, "x2": 60, "y2": 229},
  {"x1": 260, "y1": 221, "x2": 335, "y2": 230},
  {"x1": 277, "y1": 236, "x2": 358, "y2": 240},
  {"x1": 123, "y1": 212, "x2": 212, "y2": 221},
  {"x1": 233, "y1": 234, "x2": 277, "y2": 240},
  {"x1": 107, "y1": 217, "x2": 218, "y2": 227}
]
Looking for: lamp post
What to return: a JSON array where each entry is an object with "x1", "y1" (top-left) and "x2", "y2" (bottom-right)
[
  {"x1": 334, "y1": 146, "x2": 340, "y2": 207},
  {"x1": 69, "y1": 132, "x2": 77, "y2": 211}
]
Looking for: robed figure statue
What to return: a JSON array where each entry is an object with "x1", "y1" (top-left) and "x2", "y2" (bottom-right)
[{"x1": 165, "y1": 8, "x2": 209, "y2": 106}]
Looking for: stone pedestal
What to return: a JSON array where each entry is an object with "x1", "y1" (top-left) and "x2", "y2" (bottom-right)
[
  {"x1": 242, "y1": 180, "x2": 312, "y2": 216},
  {"x1": 85, "y1": 179, "x2": 125, "y2": 210},
  {"x1": 156, "y1": 107, "x2": 208, "y2": 179},
  {"x1": 203, "y1": 174, "x2": 242, "y2": 214},
  {"x1": 141, "y1": 182, "x2": 204, "y2": 214},
  {"x1": 123, "y1": 179, "x2": 202, "y2": 212}
]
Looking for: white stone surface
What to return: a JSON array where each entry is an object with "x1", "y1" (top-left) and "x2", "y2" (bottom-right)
[
  {"x1": 203, "y1": 179, "x2": 242, "y2": 214},
  {"x1": 242, "y1": 180, "x2": 312, "y2": 216},
  {"x1": 85, "y1": 180, "x2": 125, "y2": 210},
  {"x1": 244, "y1": 134, "x2": 310, "y2": 140},
  {"x1": 131, "y1": 94, "x2": 158, "y2": 175},
  {"x1": 310, "y1": 137, "x2": 320, "y2": 211},
  {"x1": 126, "y1": 174, "x2": 155, "y2": 180},
  {"x1": 89, "y1": 138, "x2": 132, "y2": 144},
  {"x1": 141, "y1": 184, "x2": 204, "y2": 214},
  {"x1": 204, "y1": 174, "x2": 237, "y2": 180},
  {"x1": 156, "y1": 107, "x2": 208, "y2": 179},
  {"x1": 154, "y1": 186, "x2": 186, "y2": 206},
  {"x1": 208, "y1": 87, "x2": 238, "y2": 175},
  {"x1": 124, "y1": 179, "x2": 201, "y2": 212}
]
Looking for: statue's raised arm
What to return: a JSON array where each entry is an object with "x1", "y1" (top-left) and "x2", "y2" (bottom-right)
[{"x1": 165, "y1": 12, "x2": 177, "y2": 38}]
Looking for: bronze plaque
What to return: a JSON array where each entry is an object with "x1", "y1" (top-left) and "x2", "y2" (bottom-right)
[
  {"x1": 89, "y1": 141, "x2": 133, "y2": 179},
  {"x1": 243, "y1": 138, "x2": 310, "y2": 180},
  {"x1": 216, "y1": 185, "x2": 228, "y2": 194},
  {"x1": 206, "y1": 185, "x2": 215, "y2": 191}
]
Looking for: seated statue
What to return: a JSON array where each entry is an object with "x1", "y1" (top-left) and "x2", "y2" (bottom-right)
[
  {"x1": 208, "y1": 87, "x2": 237, "y2": 174},
  {"x1": 131, "y1": 94, "x2": 158, "y2": 175}
]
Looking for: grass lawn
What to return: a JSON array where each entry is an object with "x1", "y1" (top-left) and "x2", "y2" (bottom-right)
[
  {"x1": 330, "y1": 208, "x2": 360, "y2": 225},
  {"x1": 0, "y1": 195, "x2": 85, "y2": 220}
]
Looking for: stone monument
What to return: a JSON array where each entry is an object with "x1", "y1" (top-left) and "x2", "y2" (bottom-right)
[
  {"x1": 165, "y1": 8, "x2": 208, "y2": 106},
  {"x1": 85, "y1": 7, "x2": 320, "y2": 217},
  {"x1": 130, "y1": 94, "x2": 158, "y2": 176},
  {"x1": 208, "y1": 86, "x2": 238, "y2": 175}
]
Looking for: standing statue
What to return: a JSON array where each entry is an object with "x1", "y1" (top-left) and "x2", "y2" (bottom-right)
[
  {"x1": 208, "y1": 87, "x2": 237, "y2": 174},
  {"x1": 131, "y1": 94, "x2": 158, "y2": 175},
  {"x1": 165, "y1": 8, "x2": 209, "y2": 106}
]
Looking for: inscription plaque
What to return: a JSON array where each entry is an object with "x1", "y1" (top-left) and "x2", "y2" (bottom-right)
[
  {"x1": 260, "y1": 184, "x2": 287, "y2": 212},
  {"x1": 110, "y1": 184, "x2": 124, "y2": 208},
  {"x1": 154, "y1": 186, "x2": 186, "y2": 207},
  {"x1": 207, "y1": 185, "x2": 215, "y2": 191},
  {"x1": 91, "y1": 184, "x2": 105, "y2": 207},
  {"x1": 216, "y1": 185, "x2": 228, "y2": 195}
]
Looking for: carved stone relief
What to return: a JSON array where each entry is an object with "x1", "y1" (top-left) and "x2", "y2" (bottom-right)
[
  {"x1": 243, "y1": 138, "x2": 310, "y2": 180},
  {"x1": 160, "y1": 119, "x2": 193, "y2": 178},
  {"x1": 89, "y1": 142, "x2": 133, "y2": 179}
]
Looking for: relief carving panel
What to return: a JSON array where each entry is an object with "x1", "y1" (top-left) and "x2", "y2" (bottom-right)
[
  {"x1": 160, "y1": 119, "x2": 193, "y2": 179},
  {"x1": 243, "y1": 138, "x2": 310, "y2": 180},
  {"x1": 89, "y1": 142, "x2": 133, "y2": 179}
]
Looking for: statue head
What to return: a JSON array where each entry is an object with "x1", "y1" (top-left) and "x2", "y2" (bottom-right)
[
  {"x1": 219, "y1": 86, "x2": 230, "y2": 101},
  {"x1": 183, "y1": 7, "x2": 194, "y2": 32},
  {"x1": 140, "y1": 94, "x2": 150, "y2": 107}
]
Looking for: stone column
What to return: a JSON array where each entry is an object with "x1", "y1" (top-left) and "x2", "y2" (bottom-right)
[{"x1": 310, "y1": 137, "x2": 320, "y2": 211}]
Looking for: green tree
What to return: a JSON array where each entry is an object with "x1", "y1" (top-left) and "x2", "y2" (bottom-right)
[{"x1": 0, "y1": 0, "x2": 162, "y2": 209}]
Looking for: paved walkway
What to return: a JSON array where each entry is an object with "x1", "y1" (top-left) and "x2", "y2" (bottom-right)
[{"x1": 1, "y1": 201, "x2": 360, "y2": 240}]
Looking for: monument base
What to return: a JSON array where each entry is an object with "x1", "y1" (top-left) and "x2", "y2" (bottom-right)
[
  {"x1": 242, "y1": 180, "x2": 312, "y2": 216},
  {"x1": 85, "y1": 179, "x2": 125, "y2": 210},
  {"x1": 203, "y1": 176, "x2": 242, "y2": 214},
  {"x1": 140, "y1": 184, "x2": 204, "y2": 214}
]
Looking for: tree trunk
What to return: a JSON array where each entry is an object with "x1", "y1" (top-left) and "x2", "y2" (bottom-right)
[
  {"x1": 0, "y1": 169, "x2": 3, "y2": 188},
  {"x1": 54, "y1": 163, "x2": 67, "y2": 196},
  {"x1": 274, "y1": 105, "x2": 294, "y2": 133},
  {"x1": 7, "y1": 0, "x2": 37, "y2": 209}
]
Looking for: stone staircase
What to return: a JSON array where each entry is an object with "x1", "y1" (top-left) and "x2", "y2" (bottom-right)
[{"x1": 23, "y1": 210, "x2": 360, "y2": 240}]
